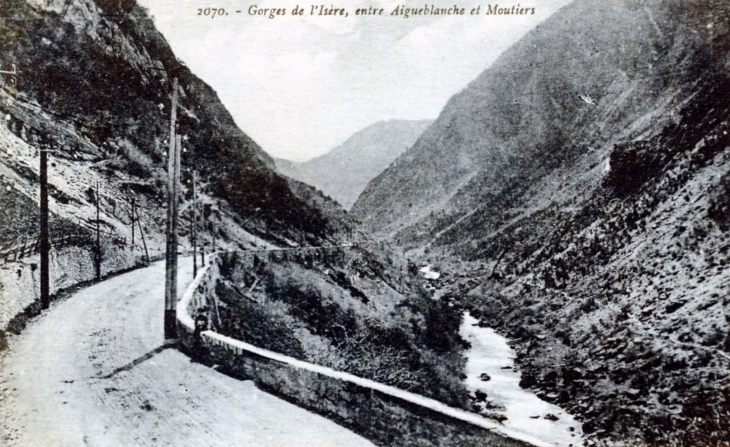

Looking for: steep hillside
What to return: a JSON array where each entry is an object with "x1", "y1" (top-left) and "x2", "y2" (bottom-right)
[
  {"x1": 353, "y1": 0, "x2": 730, "y2": 445},
  {"x1": 276, "y1": 120, "x2": 431, "y2": 209},
  {"x1": 352, "y1": 0, "x2": 729, "y2": 245},
  {"x1": 210, "y1": 246, "x2": 469, "y2": 411},
  {"x1": 0, "y1": 0, "x2": 349, "y2": 258}
]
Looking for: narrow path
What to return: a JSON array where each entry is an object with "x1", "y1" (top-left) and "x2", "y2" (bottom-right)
[{"x1": 0, "y1": 258, "x2": 374, "y2": 447}]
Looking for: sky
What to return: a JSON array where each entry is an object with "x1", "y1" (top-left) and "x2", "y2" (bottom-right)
[{"x1": 138, "y1": 0, "x2": 573, "y2": 161}]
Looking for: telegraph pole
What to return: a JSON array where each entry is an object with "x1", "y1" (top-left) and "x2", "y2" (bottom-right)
[
  {"x1": 39, "y1": 142, "x2": 50, "y2": 310},
  {"x1": 212, "y1": 221, "x2": 216, "y2": 253},
  {"x1": 135, "y1": 206, "x2": 150, "y2": 263},
  {"x1": 164, "y1": 77, "x2": 179, "y2": 339},
  {"x1": 130, "y1": 197, "x2": 135, "y2": 246},
  {"x1": 17, "y1": 72, "x2": 50, "y2": 311},
  {"x1": 192, "y1": 170, "x2": 198, "y2": 277},
  {"x1": 200, "y1": 204, "x2": 205, "y2": 267},
  {"x1": 95, "y1": 180, "x2": 101, "y2": 281}
]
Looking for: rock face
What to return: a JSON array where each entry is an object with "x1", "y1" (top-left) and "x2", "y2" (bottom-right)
[
  {"x1": 353, "y1": 0, "x2": 730, "y2": 445},
  {"x1": 276, "y1": 120, "x2": 431, "y2": 210}
]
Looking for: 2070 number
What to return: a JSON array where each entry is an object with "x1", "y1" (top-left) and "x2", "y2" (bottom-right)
[{"x1": 197, "y1": 8, "x2": 227, "y2": 18}]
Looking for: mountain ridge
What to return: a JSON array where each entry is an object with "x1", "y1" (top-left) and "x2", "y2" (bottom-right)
[
  {"x1": 275, "y1": 119, "x2": 431, "y2": 210},
  {"x1": 352, "y1": 0, "x2": 727, "y2": 240}
]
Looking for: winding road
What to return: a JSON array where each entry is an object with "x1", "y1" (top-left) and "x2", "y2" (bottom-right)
[{"x1": 0, "y1": 257, "x2": 374, "y2": 447}]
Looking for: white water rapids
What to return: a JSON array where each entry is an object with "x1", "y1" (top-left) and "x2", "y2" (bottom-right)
[{"x1": 460, "y1": 312, "x2": 585, "y2": 447}]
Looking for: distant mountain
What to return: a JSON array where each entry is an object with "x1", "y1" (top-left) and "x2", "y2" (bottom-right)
[
  {"x1": 352, "y1": 0, "x2": 730, "y2": 444},
  {"x1": 275, "y1": 120, "x2": 431, "y2": 210}
]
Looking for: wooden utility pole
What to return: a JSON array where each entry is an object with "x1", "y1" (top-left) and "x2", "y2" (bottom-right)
[
  {"x1": 164, "y1": 77, "x2": 179, "y2": 339},
  {"x1": 200, "y1": 206, "x2": 205, "y2": 267},
  {"x1": 175, "y1": 136, "x2": 181, "y2": 244},
  {"x1": 40, "y1": 143, "x2": 50, "y2": 310},
  {"x1": 212, "y1": 222, "x2": 216, "y2": 253},
  {"x1": 130, "y1": 197, "x2": 136, "y2": 246},
  {"x1": 192, "y1": 170, "x2": 197, "y2": 278},
  {"x1": 190, "y1": 215, "x2": 195, "y2": 276},
  {"x1": 95, "y1": 180, "x2": 101, "y2": 281}
]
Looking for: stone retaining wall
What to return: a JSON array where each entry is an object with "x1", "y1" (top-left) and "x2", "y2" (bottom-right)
[{"x1": 0, "y1": 242, "x2": 147, "y2": 331}]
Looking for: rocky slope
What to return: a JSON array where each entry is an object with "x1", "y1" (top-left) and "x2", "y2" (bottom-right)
[
  {"x1": 0, "y1": 0, "x2": 350, "y2": 256},
  {"x1": 276, "y1": 120, "x2": 431, "y2": 210},
  {"x1": 353, "y1": 0, "x2": 730, "y2": 445}
]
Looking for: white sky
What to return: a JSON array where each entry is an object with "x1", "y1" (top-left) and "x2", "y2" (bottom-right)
[{"x1": 138, "y1": 0, "x2": 572, "y2": 161}]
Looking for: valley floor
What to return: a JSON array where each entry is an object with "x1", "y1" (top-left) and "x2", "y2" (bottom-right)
[{"x1": 0, "y1": 257, "x2": 374, "y2": 447}]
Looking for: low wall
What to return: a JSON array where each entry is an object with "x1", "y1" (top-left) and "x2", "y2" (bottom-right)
[
  {"x1": 0, "y1": 242, "x2": 146, "y2": 332},
  {"x1": 177, "y1": 254, "x2": 543, "y2": 447}
]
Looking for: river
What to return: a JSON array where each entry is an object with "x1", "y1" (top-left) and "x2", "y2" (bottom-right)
[{"x1": 460, "y1": 312, "x2": 584, "y2": 447}]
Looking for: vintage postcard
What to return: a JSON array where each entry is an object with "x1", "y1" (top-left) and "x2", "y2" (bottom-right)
[{"x1": 0, "y1": 0, "x2": 728, "y2": 446}]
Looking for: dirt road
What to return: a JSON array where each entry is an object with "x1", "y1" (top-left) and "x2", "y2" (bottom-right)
[{"x1": 0, "y1": 257, "x2": 374, "y2": 447}]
